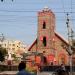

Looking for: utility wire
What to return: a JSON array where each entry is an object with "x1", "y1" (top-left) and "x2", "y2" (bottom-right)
[
  {"x1": 71, "y1": 0, "x2": 72, "y2": 13},
  {"x1": 60, "y1": 0, "x2": 66, "y2": 13},
  {"x1": 1, "y1": 0, "x2": 13, "y2": 2},
  {"x1": 60, "y1": 0, "x2": 67, "y2": 27},
  {"x1": 0, "y1": 9, "x2": 75, "y2": 13},
  {"x1": 70, "y1": 0, "x2": 74, "y2": 31}
]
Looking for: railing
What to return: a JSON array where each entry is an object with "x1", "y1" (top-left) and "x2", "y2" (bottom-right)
[
  {"x1": 40, "y1": 66, "x2": 75, "y2": 72},
  {"x1": 0, "y1": 64, "x2": 18, "y2": 71}
]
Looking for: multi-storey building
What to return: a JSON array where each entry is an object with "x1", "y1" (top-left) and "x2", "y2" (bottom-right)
[{"x1": 0, "y1": 40, "x2": 27, "y2": 55}]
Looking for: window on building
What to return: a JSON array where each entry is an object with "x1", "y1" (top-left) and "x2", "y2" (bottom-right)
[
  {"x1": 43, "y1": 37, "x2": 47, "y2": 46},
  {"x1": 41, "y1": 56, "x2": 47, "y2": 64},
  {"x1": 9, "y1": 48, "x2": 10, "y2": 50},
  {"x1": 5, "y1": 44, "x2": 6, "y2": 46},
  {"x1": 12, "y1": 48, "x2": 15, "y2": 50},
  {"x1": 18, "y1": 42, "x2": 21, "y2": 45},
  {"x1": 9, "y1": 44, "x2": 11, "y2": 46},
  {"x1": 73, "y1": 42, "x2": 75, "y2": 47},
  {"x1": 61, "y1": 57, "x2": 65, "y2": 64},
  {"x1": 12, "y1": 44, "x2": 15, "y2": 46},
  {"x1": 43, "y1": 22, "x2": 46, "y2": 29}
]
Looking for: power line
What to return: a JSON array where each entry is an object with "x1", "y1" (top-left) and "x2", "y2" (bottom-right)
[
  {"x1": 60, "y1": 0, "x2": 66, "y2": 13},
  {"x1": 0, "y1": 15, "x2": 75, "y2": 22},
  {"x1": 70, "y1": 0, "x2": 73, "y2": 16},
  {"x1": 60, "y1": 0, "x2": 67, "y2": 30},
  {"x1": 0, "y1": 9, "x2": 75, "y2": 13},
  {"x1": 1, "y1": 0, "x2": 13, "y2": 2},
  {"x1": 0, "y1": 10, "x2": 37, "y2": 12}
]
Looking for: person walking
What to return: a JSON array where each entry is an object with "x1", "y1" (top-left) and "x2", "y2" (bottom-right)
[
  {"x1": 17, "y1": 61, "x2": 32, "y2": 75},
  {"x1": 52, "y1": 64, "x2": 69, "y2": 75},
  {"x1": 58, "y1": 64, "x2": 69, "y2": 75}
]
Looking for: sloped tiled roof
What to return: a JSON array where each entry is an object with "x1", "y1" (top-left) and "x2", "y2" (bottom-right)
[
  {"x1": 55, "y1": 32, "x2": 68, "y2": 45},
  {"x1": 28, "y1": 32, "x2": 69, "y2": 51},
  {"x1": 28, "y1": 39, "x2": 37, "y2": 51}
]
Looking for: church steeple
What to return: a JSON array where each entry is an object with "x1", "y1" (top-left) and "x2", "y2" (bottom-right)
[{"x1": 37, "y1": 7, "x2": 55, "y2": 54}]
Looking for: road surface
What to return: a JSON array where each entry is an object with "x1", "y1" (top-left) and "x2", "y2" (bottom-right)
[
  {"x1": 0, "y1": 71, "x2": 53, "y2": 75},
  {"x1": 37, "y1": 72, "x2": 53, "y2": 75}
]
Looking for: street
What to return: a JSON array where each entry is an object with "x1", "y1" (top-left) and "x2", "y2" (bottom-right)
[
  {"x1": 0, "y1": 71, "x2": 53, "y2": 75},
  {"x1": 37, "y1": 72, "x2": 53, "y2": 75},
  {"x1": 0, "y1": 71, "x2": 75, "y2": 75}
]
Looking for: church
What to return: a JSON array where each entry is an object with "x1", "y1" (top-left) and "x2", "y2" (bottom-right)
[{"x1": 28, "y1": 7, "x2": 72, "y2": 66}]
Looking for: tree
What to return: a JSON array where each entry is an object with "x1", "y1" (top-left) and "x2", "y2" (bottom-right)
[{"x1": 0, "y1": 46, "x2": 7, "y2": 62}]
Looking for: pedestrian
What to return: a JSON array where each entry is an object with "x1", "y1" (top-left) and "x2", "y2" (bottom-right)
[
  {"x1": 58, "y1": 64, "x2": 69, "y2": 75},
  {"x1": 61, "y1": 64, "x2": 69, "y2": 75},
  {"x1": 17, "y1": 61, "x2": 32, "y2": 75},
  {"x1": 60, "y1": 64, "x2": 66, "y2": 71}
]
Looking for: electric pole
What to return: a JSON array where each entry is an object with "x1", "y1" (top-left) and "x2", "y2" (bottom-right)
[{"x1": 66, "y1": 13, "x2": 73, "y2": 75}]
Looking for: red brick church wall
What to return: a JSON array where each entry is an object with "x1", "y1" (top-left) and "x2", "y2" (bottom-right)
[
  {"x1": 28, "y1": 7, "x2": 69, "y2": 66},
  {"x1": 54, "y1": 33, "x2": 69, "y2": 65}
]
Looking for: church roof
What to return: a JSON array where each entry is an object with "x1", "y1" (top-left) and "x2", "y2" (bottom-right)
[
  {"x1": 28, "y1": 32, "x2": 69, "y2": 51},
  {"x1": 55, "y1": 32, "x2": 68, "y2": 45},
  {"x1": 28, "y1": 39, "x2": 37, "y2": 51}
]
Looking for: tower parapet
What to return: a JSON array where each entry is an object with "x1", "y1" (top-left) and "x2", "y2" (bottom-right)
[{"x1": 38, "y1": 7, "x2": 55, "y2": 18}]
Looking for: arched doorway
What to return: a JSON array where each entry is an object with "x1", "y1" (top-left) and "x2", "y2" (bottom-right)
[{"x1": 58, "y1": 53, "x2": 66, "y2": 65}]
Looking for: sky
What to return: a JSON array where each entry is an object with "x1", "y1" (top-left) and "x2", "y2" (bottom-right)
[{"x1": 0, "y1": 0, "x2": 75, "y2": 45}]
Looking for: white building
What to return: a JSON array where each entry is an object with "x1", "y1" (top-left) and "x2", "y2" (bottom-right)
[{"x1": 0, "y1": 39, "x2": 28, "y2": 55}]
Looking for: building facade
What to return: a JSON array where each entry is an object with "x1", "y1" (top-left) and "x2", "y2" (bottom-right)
[
  {"x1": 0, "y1": 40, "x2": 27, "y2": 55},
  {"x1": 28, "y1": 7, "x2": 70, "y2": 65}
]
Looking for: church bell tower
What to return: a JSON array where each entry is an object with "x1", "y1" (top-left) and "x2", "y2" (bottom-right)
[{"x1": 37, "y1": 7, "x2": 55, "y2": 55}]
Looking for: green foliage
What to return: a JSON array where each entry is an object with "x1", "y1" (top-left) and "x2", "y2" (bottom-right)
[
  {"x1": 0, "y1": 46, "x2": 7, "y2": 62},
  {"x1": 12, "y1": 54, "x2": 16, "y2": 58},
  {"x1": 11, "y1": 54, "x2": 18, "y2": 62}
]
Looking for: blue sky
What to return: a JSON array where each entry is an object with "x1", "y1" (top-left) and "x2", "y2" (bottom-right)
[{"x1": 0, "y1": 0, "x2": 75, "y2": 45}]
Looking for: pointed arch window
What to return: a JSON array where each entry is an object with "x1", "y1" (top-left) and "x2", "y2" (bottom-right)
[
  {"x1": 43, "y1": 37, "x2": 47, "y2": 46},
  {"x1": 43, "y1": 21, "x2": 46, "y2": 29}
]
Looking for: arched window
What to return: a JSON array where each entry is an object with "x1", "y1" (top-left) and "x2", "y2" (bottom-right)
[
  {"x1": 41, "y1": 56, "x2": 47, "y2": 64},
  {"x1": 59, "y1": 54, "x2": 66, "y2": 65},
  {"x1": 43, "y1": 37, "x2": 46, "y2": 46},
  {"x1": 43, "y1": 22, "x2": 46, "y2": 29}
]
